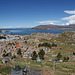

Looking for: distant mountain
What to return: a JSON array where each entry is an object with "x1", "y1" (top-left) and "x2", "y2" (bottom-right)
[{"x1": 32, "y1": 24, "x2": 75, "y2": 30}]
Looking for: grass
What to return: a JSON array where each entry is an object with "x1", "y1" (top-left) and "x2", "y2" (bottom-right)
[
  {"x1": 0, "y1": 64, "x2": 11, "y2": 75},
  {"x1": 0, "y1": 57, "x2": 75, "y2": 75},
  {"x1": 0, "y1": 32, "x2": 75, "y2": 75}
]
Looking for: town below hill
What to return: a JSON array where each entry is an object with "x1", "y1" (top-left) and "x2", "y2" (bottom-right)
[
  {"x1": 0, "y1": 32, "x2": 75, "y2": 75},
  {"x1": 32, "y1": 24, "x2": 75, "y2": 30}
]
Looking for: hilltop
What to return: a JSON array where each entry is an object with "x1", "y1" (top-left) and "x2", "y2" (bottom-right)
[{"x1": 32, "y1": 24, "x2": 75, "y2": 30}]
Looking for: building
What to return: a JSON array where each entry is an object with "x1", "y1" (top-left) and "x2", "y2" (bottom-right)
[
  {"x1": 36, "y1": 57, "x2": 41, "y2": 62},
  {"x1": 2, "y1": 57, "x2": 11, "y2": 63}
]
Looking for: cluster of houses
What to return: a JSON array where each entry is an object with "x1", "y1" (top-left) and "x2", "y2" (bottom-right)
[
  {"x1": 0, "y1": 33, "x2": 56, "y2": 59},
  {"x1": 0, "y1": 32, "x2": 75, "y2": 63},
  {"x1": 0, "y1": 34, "x2": 22, "y2": 41}
]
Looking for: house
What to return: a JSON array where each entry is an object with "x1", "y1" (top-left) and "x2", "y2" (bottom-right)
[
  {"x1": 16, "y1": 45, "x2": 20, "y2": 48},
  {"x1": 42, "y1": 47, "x2": 50, "y2": 53},
  {"x1": 59, "y1": 60, "x2": 63, "y2": 62},
  {"x1": 36, "y1": 57, "x2": 41, "y2": 62},
  {"x1": 2, "y1": 57, "x2": 11, "y2": 63},
  {"x1": 23, "y1": 55, "x2": 28, "y2": 58},
  {"x1": 48, "y1": 59, "x2": 52, "y2": 62},
  {"x1": 71, "y1": 56, "x2": 75, "y2": 61},
  {"x1": 28, "y1": 56, "x2": 32, "y2": 59},
  {"x1": 53, "y1": 59, "x2": 58, "y2": 61}
]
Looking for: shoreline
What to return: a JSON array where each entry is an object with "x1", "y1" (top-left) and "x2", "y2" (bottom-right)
[{"x1": 0, "y1": 28, "x2": 75, "y2": 35}]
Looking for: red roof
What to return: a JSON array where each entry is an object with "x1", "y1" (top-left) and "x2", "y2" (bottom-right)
[{"x1": 16, "y1": 45, "x2": 20, "y2": 47}]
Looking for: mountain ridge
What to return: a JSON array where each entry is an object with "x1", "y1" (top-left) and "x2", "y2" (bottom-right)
[{"x1": 32, "y1": 24, "x2": 75, "y2": 30}]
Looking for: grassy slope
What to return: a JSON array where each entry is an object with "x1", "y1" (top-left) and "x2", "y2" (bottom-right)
[{"x1": 0, "y1": 32, "x2": 75, "y2": 75}]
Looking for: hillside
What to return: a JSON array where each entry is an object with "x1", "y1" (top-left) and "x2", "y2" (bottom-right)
[
  {"x1": 32, "y1": 24, "x2": 75, "y2": 30},
  {"x1": 0, "y1": 32, "x2": 75, "y2": 75}
]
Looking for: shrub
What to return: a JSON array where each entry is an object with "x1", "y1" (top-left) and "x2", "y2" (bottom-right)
[
  {"x1": 38, "y1": 42, "x2": 52, "y2": 49},
  {"x1": 63, "y1": 57, "x2": 69, "y2": 62},
  {"x1": 17, "y1": 48, "x2": 22, "y2": 55},
  {"x1": 38, "y1": 49, "x2": 45, "y2": 60},
  {"x1": 57, "y1": 52, "x2": 62, "y2": 60},
  {"x1": 32, "y1": 51, "x2": 38, "y2": 60},
  {"x1": 12, "y1": 55, "x2": 16, "y2": 58}
]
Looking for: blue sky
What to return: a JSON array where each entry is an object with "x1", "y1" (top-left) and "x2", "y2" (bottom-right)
[{"x1": 0, "y1": 0, "x2": 75, "y2": 28}]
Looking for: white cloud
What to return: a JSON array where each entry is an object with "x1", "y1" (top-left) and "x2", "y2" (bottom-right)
[
  {"x1": 37, "y1": 20, "x2": 58, "y2": 24},
  {"x1": 66, "y1": 23, "x2": 70, "y2": 25},
  {"x1": 62, "y1": 15, "x2": 75, "y2": 24},
  {"x1": 36, "y1": 10, "x2": 75, "y2": 25},
  {"x1": 62, "y1": 24, "x2": 65, "y2": 25},
  {"x1": 62, "y1": 10, "x2": 75, "y2": 24},
  {"x1": 64, "y1": 10, "x2": 75, "y2": 14},
  {"x1": 62, "y1": 15, "x2": 75, "y2": 20}
]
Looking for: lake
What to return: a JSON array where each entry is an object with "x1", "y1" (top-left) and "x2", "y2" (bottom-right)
[{"x1": 0, "y1": 28, "x2": 66, "y2": 35}]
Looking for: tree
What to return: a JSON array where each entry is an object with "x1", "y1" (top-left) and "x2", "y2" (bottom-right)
[
  {"x1": 32, "y1": 51, "x2": 38, "y2": 60},
  {"x1": 38, "y1": 44, "x2": 42, "y2": 47},
  {"x1": 2, "y1": 54, "x2": 6, "y2": 57},
  {"x1": 38, "y1": 49, "x2": 45, "y2": 59},
  {"x1": 12, "y1": 55, "x2": 16, "y2": 58},
  {"x1": 0, "y1": 36, "x2": 6, "y2": 39},
  {"x1": 63, "y1": 57, "x2": 69, "y2": 62},
  {"x1": 38, "y1": 43, "x2": 52, "y2": 49},
  {"x1": 52, "y1": 43, "x2": 57, "y2": 47},
  {"x1": 57, "y1": 52, "x2": 62, "y2": 60},
  {"x1": 17, "y1": 48, "x2": 22, "y2": 55},
  {"x1": 25, "y1": 41, "x2": 27, "y2": 43}
]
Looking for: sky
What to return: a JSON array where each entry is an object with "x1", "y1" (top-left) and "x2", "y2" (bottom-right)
[{"x1": 0, "y1": 0, "x2": 75, "y2": 28}]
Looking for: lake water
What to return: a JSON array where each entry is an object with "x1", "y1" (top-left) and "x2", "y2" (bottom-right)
[{"x1": 0, "y1": 28, "x2": 66, "y2": 35}]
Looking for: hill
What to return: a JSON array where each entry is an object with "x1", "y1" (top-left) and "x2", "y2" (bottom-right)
[{"x1": 32, "y1": 24, "x2": 75, "y2": 30}]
